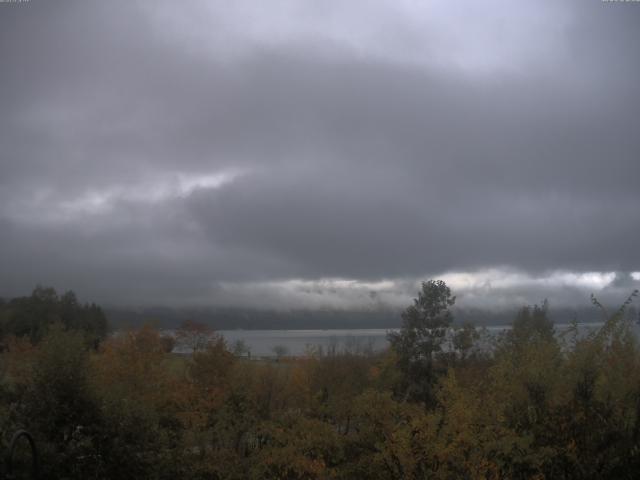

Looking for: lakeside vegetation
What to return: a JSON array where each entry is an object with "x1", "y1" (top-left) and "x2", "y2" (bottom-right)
[{"x1": 1, "y1": 282, "x2": 640, "y2": 479}]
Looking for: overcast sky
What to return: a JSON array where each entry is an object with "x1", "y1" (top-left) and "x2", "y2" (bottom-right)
[{"x1": 1, "y1": 0, "x2": 639, "y2": 310}]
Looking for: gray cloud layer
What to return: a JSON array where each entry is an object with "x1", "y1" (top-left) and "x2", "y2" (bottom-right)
[{"x1": 1, "y1": 0, "x2": 639, "y2": 308}]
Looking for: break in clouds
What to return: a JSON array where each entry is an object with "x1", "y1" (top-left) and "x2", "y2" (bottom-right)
[{"x1": 1, "y1": 0, "x2": 639, "y2": 310}]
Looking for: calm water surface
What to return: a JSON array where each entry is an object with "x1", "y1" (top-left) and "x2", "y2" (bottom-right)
[{"x1": 170, "y1": 322, "x2": 620, "y2": 357}]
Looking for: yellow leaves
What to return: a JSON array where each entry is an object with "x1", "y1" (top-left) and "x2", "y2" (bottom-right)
[
  {"x1": 91, "y1": 325, "x2": 177, "y2": 416},
  {"x1": 258, "y1": 454, "x2": 326, "y2": 480},
  {"x1": 426, "y1": 368, "x2": 544, "y2": 479},
  {"x1": 8, "y1": 313, "x2": 640, "y2": 479},
  {"x1": 250, "y1": 416, "x2": 342, "y2": 480},
  {"x1": 188, "y1": 338, "x2": 235, "y2": 389},
  {"x1": 2, "y1": 335, "x2": 37, "y2": 389},
  {"x1": 289, "y1": 362, "x2": 314, "y2": 407}
]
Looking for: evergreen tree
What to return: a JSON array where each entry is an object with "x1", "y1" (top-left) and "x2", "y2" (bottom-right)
[{"x1": 388, "y1": 279, "x2": 455, "y2": 405}]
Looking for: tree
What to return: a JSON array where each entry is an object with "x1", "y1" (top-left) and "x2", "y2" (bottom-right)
[
  {"x1": 233, "y1": 339, "x2": 251, "y2": 358},
  {"x1": 19, "y1": 324, "x2": 101, "y2": 478},
  {"x1": 92, "y1": 325, "x2": 182, "y2": 479},
  {"x1": 0, "y1": 286, "x2": 108, "y2": 347},
  {"x1": 388, "y1": 279, "x2": 455, "y2": 405},
  {"x1": 188, "y1": 337, "x2": 235, "y2": 393},
  {"x1": 175, "y1": 319, "x2": 216, "y2": 354},
  {"x1": 506, "y1": 300, "x2": 554, "y2": 348},
  {"x1": 272, "y1": 345, "x2": 289, "y2": 361},
  {"x1": 389, "y1": 280, "x2": 456, "y2": 353},
  {"x1": 451, "y1": 322, "x2": 481, "y2": 361}
]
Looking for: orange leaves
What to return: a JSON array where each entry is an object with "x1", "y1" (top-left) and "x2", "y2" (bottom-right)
[
  {"x1": 175, "y1": 319, "x2": 217, "y2": 354},
  {"x1": 250, "y1": 417, "x2": 342, "y2": 480},
  {"x1": 92, "y1": 325, "x2": 175, "y2": 413},
  {"x1": 188, "y1": 337, "x2": 235, "y2": 389},
  {"x1": 178, "y1": 339, "x2": 236, "y2": 429},
  {"x1": 2, "y1": 335, "x2": 38, "y2": 389}
]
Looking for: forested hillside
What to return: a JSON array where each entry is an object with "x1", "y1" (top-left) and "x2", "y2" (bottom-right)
[{"x1": 0, "y1": 286, "x2": 108, "y2": 347}]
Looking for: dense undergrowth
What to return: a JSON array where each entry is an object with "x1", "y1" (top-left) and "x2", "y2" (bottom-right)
[{"x1": 1, "y1": 283, "x2": 639, "y2": 479}]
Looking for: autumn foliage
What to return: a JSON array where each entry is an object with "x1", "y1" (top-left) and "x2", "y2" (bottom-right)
[{"x1": 0, "y1": 285, "x2": 640, "y2": 479}]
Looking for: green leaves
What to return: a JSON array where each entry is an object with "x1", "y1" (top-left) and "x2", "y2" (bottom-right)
[
  {"x1": 0, "y1": 286, "x2": 108, "y2": 346},
  {"x1": 388, "y1": 280, "x2": 456, "y2": 405}
]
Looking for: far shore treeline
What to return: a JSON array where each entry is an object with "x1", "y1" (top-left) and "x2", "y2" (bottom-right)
[
  {"x1": 1, "y1": 281, "x2": 640, "y2": 479},
  {"x1": 107, "y1": 303, "x2": 614, "y2": 331}
]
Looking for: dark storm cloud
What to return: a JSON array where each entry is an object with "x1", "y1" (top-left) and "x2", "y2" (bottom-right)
[{"x1": 1, "y1": 0, "x2": 639, "y2": 307}]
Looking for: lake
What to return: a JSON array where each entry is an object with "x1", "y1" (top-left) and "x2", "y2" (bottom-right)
[{"x1": 172, "y1": 322, "x2": 616, "y2": 357}]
